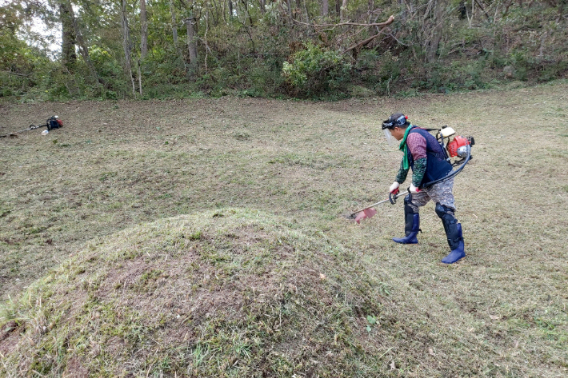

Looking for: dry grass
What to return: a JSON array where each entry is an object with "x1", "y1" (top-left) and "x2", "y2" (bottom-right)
[{"x1": 1, "y1": 81, "x2": 568, "y2": 376}]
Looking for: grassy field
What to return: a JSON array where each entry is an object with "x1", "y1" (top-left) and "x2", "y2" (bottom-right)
[{"x1": 1, "y1": 82, "x2": 567, "y2": 376}]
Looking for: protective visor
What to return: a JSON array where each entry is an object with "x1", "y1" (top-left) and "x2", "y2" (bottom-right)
[{"x1": 383, "y1": 128, "x2": 398, "y2": 146}]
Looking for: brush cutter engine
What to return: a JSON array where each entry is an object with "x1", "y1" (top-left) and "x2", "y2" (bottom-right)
[
  {"x1": 437, "y1": 126, "x2": 475, "y2": 165},
  {"x1": 29, "y1": 116, "x2": 63, "y2": 131},
  {"x1": 447, "y1": 135, "x2": 470, "y2": 158},
  {"x1": 46, "y1": 116, "x2": 63, "y2": 130}
]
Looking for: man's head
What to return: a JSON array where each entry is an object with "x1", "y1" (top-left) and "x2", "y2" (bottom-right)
[
  {"x1": 382, "y1": 113, "x2": 409, "y2": 129},
  {"x1": 382, "y1": 113, "x2": 409, "y2": 143}
]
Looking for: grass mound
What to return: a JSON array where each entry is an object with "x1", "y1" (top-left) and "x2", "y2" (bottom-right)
[{"x1": 0, "y1": 208, "x2": 389, "y2": 377}]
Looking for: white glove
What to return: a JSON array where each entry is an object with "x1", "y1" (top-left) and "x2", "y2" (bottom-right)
[
  {"x1": 389, "y1": 181, "x2": 400, "y2": 194},
  {"x1": 409, "y1": 184, "x2": 421, "y2": 193}
]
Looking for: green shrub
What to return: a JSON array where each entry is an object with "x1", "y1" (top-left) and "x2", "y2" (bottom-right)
[
  {"x1": 282, "y1": 42, "x2": 352, "y2": 97},
  {"x1": 373, "y1": 50, "x2": 404, "y2": 95}
]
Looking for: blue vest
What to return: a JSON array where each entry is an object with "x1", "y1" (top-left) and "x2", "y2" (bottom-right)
[{"x1": 406, "y1": 127, "x2": 452, "y2": 187}]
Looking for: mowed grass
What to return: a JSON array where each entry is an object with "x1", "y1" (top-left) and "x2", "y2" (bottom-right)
[{"x1": 1, "y1": 82, "x2": 568, "y2": 376}]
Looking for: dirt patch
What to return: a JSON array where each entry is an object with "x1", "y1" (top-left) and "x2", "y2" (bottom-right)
[
  {"x1": 62, "y1": 357, "x2": 89, "y2": 378},
  {"x1": 0, "y1": 321, "x2": 21, "y2": 355}
]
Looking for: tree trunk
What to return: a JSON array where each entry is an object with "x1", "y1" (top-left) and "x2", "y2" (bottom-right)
[
  {"x1": 303, "y1": 0, "x2": 311, "y2": 22},
  {"x1": 169, "y1": 0, "x2": 179, "y2": 50},
  {"x1": 335, "y1": 0, "x2": 341, "y2": 17},
  {"x1": 340, "y1": 0, "x2": 348, "y2": 21},
  {"x1": 259, "y1": 0, "x2": 266, "y2": 14},
  {"x1": 322, "y1": 0, "x2": 329, "y2": 17},
  {"x1": 210, "y1": 0, "x2": 219, "y2": 25},
  {"x1": 137, "y1": 60, "x2": 143, "y2": 96},
  {"x1": 228, "y1": 0, "x2": 233, "y2": 18},
  {"x1": 427, "y1": 0, "x2": 444, "y2": 63},
  {"x1": 60, "y1": 0, "x2": 77, "y2": 71},
  {"x1": 287, "y1": 0, "x2": 293, "y2": 21},
  {"x1": 121, "y1": 0, "x2": 136, "y2": 96},
  {"x1": 140, "y1": 0, "x2": 148, "y2": 59},
  {"x1": 186, "y1": 15, "x2": 198, "y2": 70},
  {"x1": 241, "y1": 0, "x2": 254, "y2": 25},
  {"x1": 70, "y1": 6, "x2": 106, "y2": 87}
]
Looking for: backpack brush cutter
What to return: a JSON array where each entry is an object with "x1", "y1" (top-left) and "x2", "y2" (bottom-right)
[
  {"x1": 1, "y1": 116, "x2": 63, "y2": 138},
  {"x1": 348, "y1": 125, "x2": 474, "y2": 223}
]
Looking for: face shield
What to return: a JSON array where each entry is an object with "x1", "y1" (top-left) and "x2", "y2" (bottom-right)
[{"x1": 383, "y1": 128, "x2": 398, "y2": 146}]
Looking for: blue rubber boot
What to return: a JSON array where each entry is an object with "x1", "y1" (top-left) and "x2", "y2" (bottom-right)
[
  {"x1": 436, "y1": 203, "x2": 465, "y2": 264},
  {"x1": 441, "y1": 224, "x2": 465, "y2": 264},
  {"x1": 392, "y1": 197, "x2": 421, "y2": 244}
]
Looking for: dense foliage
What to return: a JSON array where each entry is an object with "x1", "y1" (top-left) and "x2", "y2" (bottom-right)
[
  {"x1": 282, "y1": 42, "x2": 352, "y2": 97},
  {"x1": 2, "y1": 0, "x2": 567, "y2": 100}
]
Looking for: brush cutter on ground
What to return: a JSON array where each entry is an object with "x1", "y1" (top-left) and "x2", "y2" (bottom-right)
[
  {"x1": 30, "y1": 116, "x2": 63, "y2": 131},
  {"x1": 0, "y1": 116, "x2": 63, "y2": 138}
]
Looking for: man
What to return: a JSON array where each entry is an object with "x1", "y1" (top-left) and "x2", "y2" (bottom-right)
[{"x1": 382, "y1": 113, "x2": 465, "y2": 264}]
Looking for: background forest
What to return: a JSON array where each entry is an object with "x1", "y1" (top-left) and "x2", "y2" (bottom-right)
[{"x1": 2, "y1": 0, "x2": 568, "y2": 100}]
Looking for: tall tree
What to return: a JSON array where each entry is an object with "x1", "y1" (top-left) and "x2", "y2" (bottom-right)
[
  {"x1": 427, "y1": 0, "x2": 446, "y2": 63},
  {"x1": 140, "y1": 0, "x2": 148, "y2": 59},
  {"x1": 186, "y1": 15, "x2": 198, "y2": 69},
  {"x1": 340, "y1": 0, "x2": 348, "y2": 21},
  {"x1": 259, "y1": 0, "x2": 266, "y2": 14},
  {"x1": 169, "y1": 0, "x2": 179, "y2": 50},
  {"x1": 120, "y1": 0, "x2": 136, "y2": 95},
  {"x1": 69, "y1": 4, "x2": 105, "y2": 86},
  {"x1": 180, "y1": 0, "x2": 198, "y2": 70},
  {"x1": 60, "y1": 0, "x2": 77, "y2": 70},
  {"x1": 0, "y1": 1, "x2": 33, "y2": 75}
]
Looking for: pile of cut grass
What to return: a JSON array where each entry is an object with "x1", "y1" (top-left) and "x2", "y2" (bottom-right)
[{"x1": 0, "y1": 208, "x2": 391, "y2": 377}]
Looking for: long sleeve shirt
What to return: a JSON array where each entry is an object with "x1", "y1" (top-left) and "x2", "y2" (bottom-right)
[{"x1": 395, "y1": 132, "x2": 428, "y2": 187}]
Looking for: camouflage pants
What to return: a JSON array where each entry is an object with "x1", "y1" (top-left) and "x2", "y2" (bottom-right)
[{"x1": 407, "y1": 178, "x2": 455, "y2": 213}]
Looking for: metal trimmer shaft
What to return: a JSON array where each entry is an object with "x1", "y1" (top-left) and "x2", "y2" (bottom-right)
[{"x1": 350, "y1": 190, "x2": 409, "y2": 218}]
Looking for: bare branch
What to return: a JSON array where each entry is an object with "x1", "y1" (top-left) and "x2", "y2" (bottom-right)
[
  {"x1": 385, "y1": 32, "x2": 410, "y2": 47},
  {"x1": 2, "y1": 71, "x2": 29, "y2": 77},
  {"x1": 342, "y1": 29, "x2": 387, "y2": 54},
  {"x1": 293, "y1": 14, "x2": 394, "y2": 29},
  {"x1": 474, "y1": 0, "x2": 492, "y2": 21}
]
